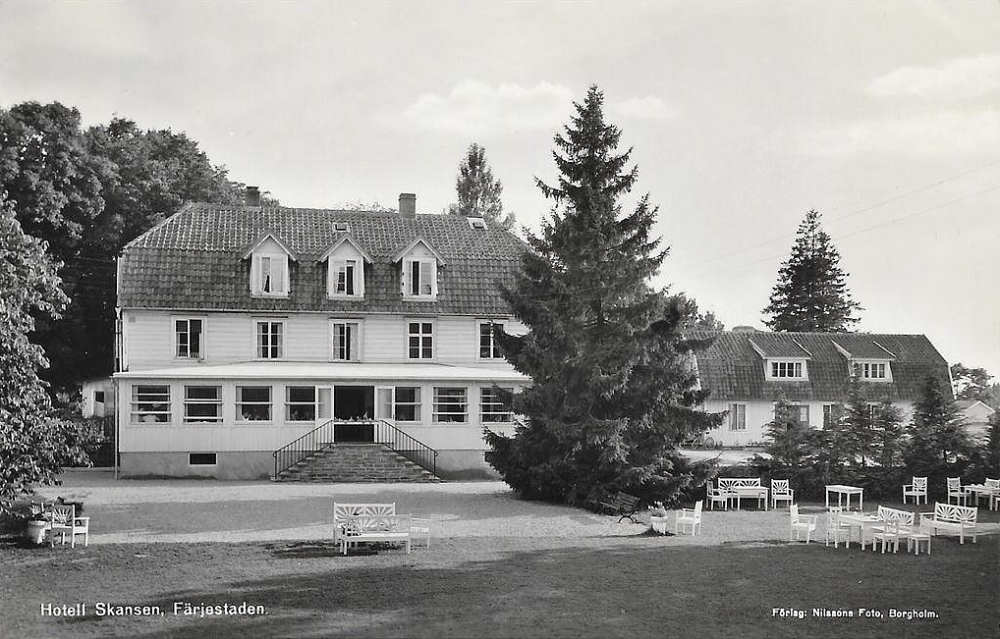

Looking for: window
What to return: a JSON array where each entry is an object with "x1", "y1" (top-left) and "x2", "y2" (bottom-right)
[
  {"x1": 822, "y1": 404, "x2": 843, "y2": 429},
  {"x1": 94, "y1": 391, "x2": 105, "y2": 404},
  {"x1": 467, "y1": 217, "x2": 487, "y2": 230},
  {"x1": 770, "y1": 361, "x2": 805, "y2": 379},
  {"x1": 403, "y1": 259, "x2": 436, "y2": 298},
  {"x1": 252, "y1": 254, "x2": 288, "y2": 296},
  {"x1": 854, "y1": 361, "x2": 888, "y2": 380},
  {"x1": 329, "y1": 258, "x2": 363, "y2": 298},
  {"x1": 408, "y1": 321, "x2": 434, "y2": 359},
  {"x1": 189, "y1": 453, "x2": 217, "y2": 466},
  {"x1": 183, "y1": 386, "x2": 222, "y2": 424},
  {"x1": 175, "y1": 318, "x2": 204, "y2": 359},
  {"x1": 481, "y1": 387, "x2": 513, "y2": 422},
  {"x1": 286, "y1": 386, "x2": 316, "y2": 422},
  {"x1": 394, "y1": 387, "x2": 421, "y2": 422},
  {"x1": 867, "y1": 403, "x2": 880, "y2": 420},
  {"x1": 331, "y1": 321, "x2": 361, "y2": 361},
  {"x1": 237, "y1": 386, "x2": 272, "y2": 421},
  {"x1": 728, "y1": 403, "x2": 747, "y2": 431},
  {"x1": 479, "y1": 321, "x2": 503, "y2": 359},
  {"x1": 433, "y1": 387, "x2": 468, "y2": 423},
  {"x1": 256, "y1": 321, "x2": 284, "y2": 359},
  {"x1": 131, "y1": 385, "x2": 171, "y2": 423},
  {"x1": 332, "y1": 221, "x2": 350, "y2": 232},
  {"x1": 790, "y1": 404, "x2": 810, "y2": 424}
]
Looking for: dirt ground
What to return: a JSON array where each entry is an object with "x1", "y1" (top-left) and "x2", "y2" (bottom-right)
[{"x1": 2, "y1": 471, "x2": 998, "y2": 639}]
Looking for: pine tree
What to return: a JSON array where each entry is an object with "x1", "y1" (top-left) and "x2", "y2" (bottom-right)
[
  {"x1": 903, "y1": 375, "x2": 974, "y2": 486},
  {"x1": 449, "y1": 143, "x2": 516, "y2": 231},
  {"x1": 871, "y1": 400, "x2": 904, "y2": 469},
  {"x1": 484, "y1": 86, "x2": 721, "y2": 506},
  {"x1": 762, "y1": 210, "x2": 861, "y2": 332}
]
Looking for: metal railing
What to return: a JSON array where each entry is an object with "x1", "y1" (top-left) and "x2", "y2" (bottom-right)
[{"x1": 272, "y1": 419, "x2": 438, "y2": 479}]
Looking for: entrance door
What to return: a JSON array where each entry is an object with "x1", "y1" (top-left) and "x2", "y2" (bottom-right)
[
  {"x1": 375, "y1": 387, "x2": 394, "y2": 421},
  {"x1": 333, "y1": 385, "x2": 376, "y2": 443}
]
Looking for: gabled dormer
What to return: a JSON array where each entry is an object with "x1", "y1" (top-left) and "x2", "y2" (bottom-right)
[
  {"x1": 392, "y1": 237, "x2": 446, "y2": 300},
  {"x1": 749, "y1": 337, "x2": 811, "y2": 381},
  {"x1": 318, "y1": 232, "x2": 373, "y2": 299},
  {"x1": 832, "y1": 340, "x2": 895, "y2": 382},
  {"x1": 242, "y1": 232, "x2": 297, "y2": 298}
]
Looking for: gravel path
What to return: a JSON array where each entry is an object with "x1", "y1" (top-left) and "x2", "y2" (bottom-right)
[{"x1": 31, "y1": 470, "x2": 999, "y2": 546}]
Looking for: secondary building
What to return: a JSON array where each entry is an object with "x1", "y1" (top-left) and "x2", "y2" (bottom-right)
[{"x1": 693, "y1": 329, "x2": 952, "y2": 447}]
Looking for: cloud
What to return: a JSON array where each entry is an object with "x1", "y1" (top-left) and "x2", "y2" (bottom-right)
[
  {"x1": 799, "y1": 108, "x2": 1000, "y2": 157},
  {"x1": 610, "y1": 96, "x2": 679, "y2": 121},
  {"x1": 868, "y1": 54, "x2": 1000, "y2": 102},
  {"x1": 397, "y1": 81, "x2": 574, "y2": 135}
]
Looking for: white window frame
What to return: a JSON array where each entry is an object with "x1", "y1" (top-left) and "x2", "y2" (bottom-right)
[
  {"x1": 768, "y1": 360, "x2": 807, "y2": 380},
  {"x1": 183, "y1": 385, "x2": 223, "y2": 424},
  {"x1": 478, "y1": 320, "x2": 505, "y2": 360},
  {"x1": 402, "y1": 258, "x2": 437, "y2": 299},
  {"x1": 328, "y1": 257, "x2": 364, "y2": 298},
  {"x1": 394, "y1": 387, "x2": 422, "y2": 423},
  {"x1": 251, "y1": 253, "x2": 289, "y2": 297},
  {"x1": 853, "y1": 360, "x2": 891, "y2": 382},
  {"x1": 286, "y1": 386, "x2": 317, "y2": 422},
  {"x1": 788, "y1": 404, "x2": 810, "y2": 424},
  {"x1": 407, "y1": 320, "x2": 435, "y2": 360},
  {"x1": 480, "y1": 386, "x2": 514, "y2": 423},
  {"x1": 330, "y1": 320, "x2": 363, "y2": 362},
  {"x1": 433, "y1": 386, "x2": 468, "y2": 423},
  {"x1": 236, "y1": 386, "x2": 273, "y2": 423},
  {"x1": 254, "y1": 319, "x2": 285, "y2": 360},
  {"x1": 173, "y1": 317, "x2": 206, "y2": 360},
  {"x1": 130, "y1": 385, "x2": 171, "y2": 424},
  {"x1": 728, "y1": 403, "x2": 747, "y2": 431},
  {"x1": 822, "y1": 403, "x2": 842, "y2": 429}
]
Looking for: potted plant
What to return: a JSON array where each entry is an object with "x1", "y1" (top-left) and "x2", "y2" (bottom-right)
[
  {"x1": 24, "y1": 511, "x2": 48, "y2": 545},
  {"x1": 649, "y1": 502, "x2": 669, "y2": 535}
]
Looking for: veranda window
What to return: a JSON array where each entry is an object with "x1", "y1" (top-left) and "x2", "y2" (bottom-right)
[
  {"x1": 183, "y1": 386, "x2": 223, "y2": 424},
  {"x1": 131, "y1": 385, "x2": 171, "y2": 423},
  {"x1": 433, "y1": 387, "x2": 468, "y2": 423},
  {"x1": 286, "y1": 386, "x2": 316, "y2": 422},
  {"x1": 480, "y1": 387, "x2": 513, "y2": 422},
  {"x1": 237, "y1": 386, "x2": 272, "y2": 421}
]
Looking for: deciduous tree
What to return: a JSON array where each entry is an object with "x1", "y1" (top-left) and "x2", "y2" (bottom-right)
[
  {"x1": 484, "y1": 86, "x2": 720, "y2": 507},
  {"x1": 762, "y1": 210, "x2": 861, "y2": 332}
]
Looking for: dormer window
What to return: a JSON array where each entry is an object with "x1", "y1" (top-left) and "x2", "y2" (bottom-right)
[
  {"x1": 393, "y1": 237, "x2": 446, "y2": 301},
  {"x1": 405, "y1": 259, "x2": 437, "y2": 297},
  {"x1": 243, "y1": 232, "x2": 296, "y2": 298},
  {"x1": 333, "y1": 221, "x2": 350, "y2": 232},
  {"x1": 319, "y1": 234, "x2": 371, "y2": 299},
  {"x1": 853, "y1": 361, "x2": 891, "y2": 381},
  {"x1": 467, "y1": 217, "x2": 487, "y2": 230},
  {"x1": 768, "y1": 360, "x2": 807, "y2": 380}
]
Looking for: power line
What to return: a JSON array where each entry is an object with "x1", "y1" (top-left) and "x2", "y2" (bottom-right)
[
  {"x1": 684, "y1": 184, "x2": 999, "y2": 281},
  {"x1": 673, "y1": 158, "x2": 1000, "y2": 270}
]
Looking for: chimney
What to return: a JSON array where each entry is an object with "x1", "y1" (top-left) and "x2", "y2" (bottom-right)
[
  {"x1": 399, "y1": 193, "x2": 416, "y2": 218},
  {"x1": 245, "y1": 186, "x2": 261, "y2": 207}
]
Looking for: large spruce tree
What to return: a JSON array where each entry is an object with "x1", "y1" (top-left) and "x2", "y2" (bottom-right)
[
  {"x1": 763, "y1": 209, "x2": 861, "y2": 332},
  {"x1": 902, "y1": 375, "x2": 974, "y2": 484},
  {"x1": 484, "y1": 86, "x2": 720, "y2": 506}
]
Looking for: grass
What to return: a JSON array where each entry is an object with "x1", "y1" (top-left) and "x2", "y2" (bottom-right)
[{"x1": 1, "y1": 533, "x2": 997, "y2": 639}]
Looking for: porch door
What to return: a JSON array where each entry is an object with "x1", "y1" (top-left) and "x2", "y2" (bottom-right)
[
  {"x1": 375, "y1": 386, "x2": 395, "y2": 421},
  {"x1": 317, "y1": 386, "x2": 332, "y2": 428}
]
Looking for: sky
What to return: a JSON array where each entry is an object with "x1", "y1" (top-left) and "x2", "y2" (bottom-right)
[{"x1": 3, "y1": 1, "x2": 999, "y2": 377}]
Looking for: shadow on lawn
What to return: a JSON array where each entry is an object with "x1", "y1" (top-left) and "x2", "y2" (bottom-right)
[{"x1": 61, "y1": 539, "x2": 1000, "y2": 639}]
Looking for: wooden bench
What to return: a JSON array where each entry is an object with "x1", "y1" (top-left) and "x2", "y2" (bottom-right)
[
  {"x1": 333, "y1": 502, "x2": 430, "y2": 554},
  {"x1": 919, "y1": 502, "x2": 978, "y2": 544},
  {"x1": 718, "y1": 478, "x2": 768, "y2": 510},
  {"x1": 585, "y1": 489, "x2": 641, "y2": 523}
]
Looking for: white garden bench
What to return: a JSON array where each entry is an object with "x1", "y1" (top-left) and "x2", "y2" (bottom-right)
[
  {"x1": 718, "y1": 478, "x2": 768, "y2": 510},
  {"x1": 919, "y1": 502, "x2": 978, "y2": 544},
  {"x1": 333, "y1": 502, "x2": 430, "y2": 555}
]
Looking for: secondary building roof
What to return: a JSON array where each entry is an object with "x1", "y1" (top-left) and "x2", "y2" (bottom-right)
[
  {"x1": 693, "y1": 331, "x2": 950, "y2": 402},
  {"x1": 118, "y1": 203, "x2": 527, "y2": 314}
]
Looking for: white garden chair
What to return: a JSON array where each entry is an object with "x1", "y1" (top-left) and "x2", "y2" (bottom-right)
[
  {"x1": 675, "y1": 500, "x2": 703, "y2": 536},
  {"x1": 47, "y1": 504, "x2": 89, "y2": 548},
  {"x1": 946, "y1": 478, "x2": 967, "y2": 506},
  {"x1": 871, "y1": 520, "x2": 905, "y2": 554},
  {"x1": 770, "y1": 479, "x2": 794, "y2": 509},
  {"x1": 789, "y1": 504, "x2": 817, "y2": 543},
  {"x1": 706, "y1": 485, "x2": 729, "y2": 511},
  {"x1": 824, "y1": 507, "x2": 852, "y2": 548},
  {"x1": 902, "y1": 477, "x2": 927, "y2": 505}
]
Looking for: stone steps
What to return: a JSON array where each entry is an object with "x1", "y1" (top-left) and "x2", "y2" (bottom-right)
[{"x1": 274, "y1": 443, "x2": 439, "y2": 483}]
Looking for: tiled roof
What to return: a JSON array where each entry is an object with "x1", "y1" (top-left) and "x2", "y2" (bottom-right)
[
  {"x1": 830, "y1": 337, "x2": 897, "y2": 359},
  {"x1": 119, "y1": 203, "x2": 527, "y2": 314},
  {"x1": 747, "y1": 334, "x2": 813, "y2": 358},
  {"x1": 693, "y1": 331, "x2": 951, "y2": 402}
]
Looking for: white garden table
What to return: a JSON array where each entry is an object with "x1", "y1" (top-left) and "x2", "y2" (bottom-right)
[{"x1": 825, "y1": 484, "x2": 864, "y2": 511}]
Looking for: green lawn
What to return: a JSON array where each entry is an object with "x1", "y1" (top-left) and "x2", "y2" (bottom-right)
[{"x1": 2, "y1": 534, "x2": 997, "y2": 639}]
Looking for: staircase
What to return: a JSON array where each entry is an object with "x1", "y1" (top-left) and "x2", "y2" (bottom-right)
[{"x1": 275, "y1": 443, "x2": 439, "y2": 483}]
